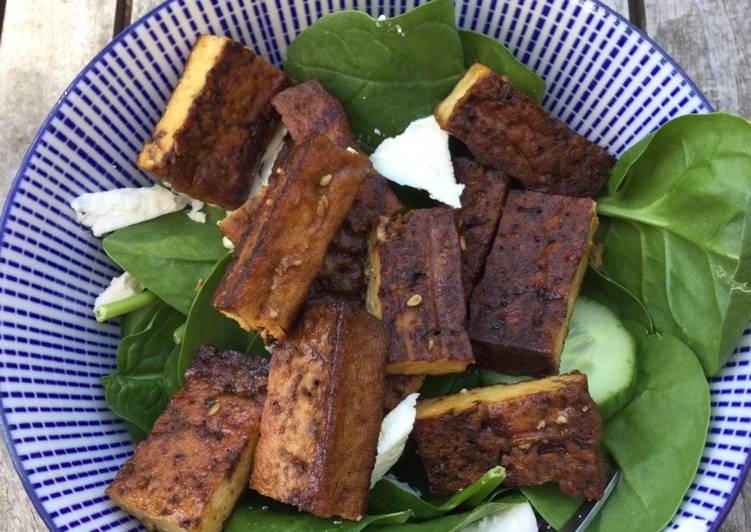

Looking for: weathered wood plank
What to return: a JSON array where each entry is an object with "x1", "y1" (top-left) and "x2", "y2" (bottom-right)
[
  {"x1": 0, "y1": 3, "x2": 118, "y2": 531},
  {"x1": 644, "y1": 0, "x2": 751, "y2": 117},
  {"x1": 600, "y1": 0, "x2": 630, "y2": 18},
  {"x1": 725, "y1": 482, "x2": 751, "y2": 532},
  {"x1": 646, "y1": 2, "x2": 751, "y2": 528},
  {"x1": 0, "y1": 0, "x2": 118, "y2": 203},
  {"x1": 0, "y1": 441, "x2": 45, "y2": 532},
  {"x1": 131, "y1": 0, "x2": 164, "y2": 23}
]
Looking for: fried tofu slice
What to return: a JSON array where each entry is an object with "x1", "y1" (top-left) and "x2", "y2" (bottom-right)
[
  {"x1": 106, "y1": 346, "x2": 269, "y2": 532},
  {"x1": 367, "y1": 207, "x2": 474, "y2": 375},
  {"x1": 271, "y1": 80, "x2": 353, "y2": 147},
  {"x1": 384, "y1": 374, "x2": 426, "y2": 412},
  {"x1": 138, "y1": 35, "x2": 290, "y2": 208},
  {"x1": 310, "y1": 172, "x2": 403, "y2": 303},
  {"x1": 212, "y1": 136, "x2": 372, "y2": 340},
  {"x1": 469, "y1": 190, "x2": 597, "y2": 376},
  {"x1": 413, "y1": 372, "x2": 605, "y2": 500},
  {"x1": 454, "y1": 157, "x2": 510, "y2": 297},
  {"x1": 436, "y1": 64, "x2": 614, "y2": 197},
  {"x1": 251, "y1": 303, "x2": 388, "y2": 520}
]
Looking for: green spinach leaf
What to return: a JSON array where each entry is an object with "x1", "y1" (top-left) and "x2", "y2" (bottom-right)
[
  {"x1": 103, "y1": 301, "x2": 184, "y2": 433},
  {"x1": 582, "y1": 267, "x2": 655, "y2": 332},
  {"x1": 285, "y1": 0, "x2": 465, "y2": 152},
  {"x1": 520, "y1": 484, "x2": 582, "y2": 530},
  {"x1": 597, "y1": 113, "x2": 751, "y2": 375},
  {"x1": 225, "y1": 494, "x2": 411, "y2": 531},
  {"x1": 458, "y1": 30, "x2": 545, "y2": 102},
  {"x1": 419, "y1": 367, "x2": 480, "y2": 398},
  {"x1": 103, "y1": 207, "x2": 227, "y2": 314},
  {"x1": 369, "y1": 466, "x2": 505, "y2": 519},
  {"x1": 589, "y1": 321, "x2": 710, "y2": 531},
  {"x1": 375, "y1": 500, "x2": 523, "y2": 532},
  {"x1": 164, "y1": 254, "x2": 266, "y2": 396}
]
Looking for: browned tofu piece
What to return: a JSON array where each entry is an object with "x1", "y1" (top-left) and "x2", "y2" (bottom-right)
[
  {"x1": 367, "y1": 207, "x2": 474, "y2": 375},
  {"x1": 469, "y1": 190, "x2": 597, "y2": 376},
  {"x1": 137, "y1": 35, "x2": 291, "y2": 208},
  {"x1": 106, "y1": 346, "x2": 269, "y2": 532},
  {"x1": 436, "y1": 64, "x2": 614, "y2": 197},
  {"x1": 272, "y1": 80, "x2": 353, "y2": 147},
  {"x1": 454, "y1": 157, "x2": 510, "y2": 297},
  {"x1": 384, "y1": 375, "x2": 425, "y2": 412},
  {"x1": 413, "y1": 372, "x2": 605, "y2": 500},
  {"x1": 212, "y1": 136, "x2": 372, "y2": 340},
  {"x1": 250, "y1": 303, "x2": 388, "y2": 520},
  {"x1": 310, "y1": 172, "x2": 403, "y2": 303}
]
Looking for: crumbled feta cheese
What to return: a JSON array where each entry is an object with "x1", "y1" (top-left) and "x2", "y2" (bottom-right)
[
  {"x1": 370, "y1": 393, "x2": 418, "y2": 487},
  {"x1": 70, "y1": 185, "x2": 189, "y2": 236},
  {"x1": 222, "y1": 236, "x2": 235, "y2": 250},
  {"x1": 346, "y1": 146, "x2": 359, "y2": 154},
  {"x1": 186, "y1": 198, "x2": 206, "y2": 223},
  {"x1": 252, "y1": 125, "x2": 288, "y2": 197},
  {"x1": 370, "y1": 116, "x2": 463, "y2": 208},
  {"x1": 374, "y1": 127, "x2": 382, "y2": 135},
  {"x1": 94, "y1": 272, "x2": 143, "y2": 310},
  {"x1": 460, "y1": 502, "x2": 538, "y2": 532}
]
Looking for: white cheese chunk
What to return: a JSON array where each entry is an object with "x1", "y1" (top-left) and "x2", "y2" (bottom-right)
[
  {"x1": 94, "y1": 272, "x2": 144, "y2": 310},
  {"x1": 370, "y1": 115, "x2": 463, "y2": 208},
  {"x1": 70, "y1": 185, "x2": 189, "y2": 236},
  {"x1": 222, "y1": 236, "x2": 235, "y2": 250},
  {"x1": 252, "y1": 125, "x2": 288, "y2": 198},
  {"x1": 186, "y1": 198, "x2": 206, "y2": 223},
  {"x1": 461, "y1": 502, "x2": 538, "y2": 532},
  {"x1": 370, "y1": 392, "x2": 419, "y2": 487}
]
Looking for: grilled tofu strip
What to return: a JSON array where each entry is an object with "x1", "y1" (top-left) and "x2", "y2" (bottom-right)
[
  {"x1": 454, "y1": 157, "x2": 510, "y2": 297},
  {"x1": 106, "y1": 346, "x2": 269, "y2": 532},
  {"x1": 469, "y1": 190, "x2": 597, "y2": 376},
  {"x1": 368, "y1": 207, "x2": 474, "y2": 375},
  {"x1": 413, "y1": 372, "x2": 605, "y2": 500},
  {"x1": 311, "y1": 172, "x2": 403, "y2": 303},
  {"x1": 212, "y1": 136, "x2": 371, "y2": 340},
  {"x1": 436, "y1": 64, "x2": 614, "y2": 197},
  {"x1": 271, "y1": 80, "x2": 353, "y2": 147},
  {"x1": 137, "y1": 35, "x2": 290, "y2": 208},
  {"x1": 383, "y1": 374, "x2": 426, "y2": 412},
  {"x1": 251, "y1": 303, "x2": 388, "y2": 520}
]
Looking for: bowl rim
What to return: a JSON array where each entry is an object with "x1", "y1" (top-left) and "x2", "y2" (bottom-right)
[{"x1": 0, "y1": 0, "x2": 734, "y2": 530}]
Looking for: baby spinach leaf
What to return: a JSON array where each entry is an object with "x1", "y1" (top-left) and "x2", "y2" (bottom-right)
[
  {"x1": 520, "y1": 484, "x2": 582, "y2": 530},
  {"x1": 285, "y1": 0, "x2": 465, "y2": 152},
  {"x1": 121, "y1": 298, "x2": 162, "y2": 337},
  {"x1": 420, "y1": 367, "x2": 480, "y2": 398},
  {"x1": 477, "y1": 370, "x2": 530, "y2": 385},
  {"x1": 102, "y1": 206, "x2": 227, "y2": 314},
  {"x1": 458, "y1": 30, "x2": 545, "y2": 102},
  {"x1": 581, "y1": 267, "x2": 655, "y2": 332},
  {"x1": 164, "y1": 254, "x2": 266, "y2": 396},
  {"x1": 376, "y1": 500, "x2": 522, "y2": 532},
  {"x1": 103, "y1": 301, "x2": 184, "y2": 433},
  {"x1": 590, "y1": 321, "x2": 710, "y2": 532},
  {"x1": 225, "y1": 494, "x2": 411, "y2": 531},
  {"x1": 369, "y1": 466, "x2": 505, "y2": 519},
  {"x1": 597, "y1": 113, "x2": 751, "y2": 375}
]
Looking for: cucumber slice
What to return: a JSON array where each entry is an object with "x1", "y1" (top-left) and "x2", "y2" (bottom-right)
[{"x1": 559, "y1": 297, "x2": 637, "y2": 418}]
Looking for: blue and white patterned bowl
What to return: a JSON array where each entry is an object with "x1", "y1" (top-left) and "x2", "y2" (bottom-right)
[{"x1": 0, "y1": 0, "x2": 746, "y2": 530}]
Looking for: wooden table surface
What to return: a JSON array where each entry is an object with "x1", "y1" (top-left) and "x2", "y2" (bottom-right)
[{"x1": 0, "y1": 0, "x2": 749, "y2": 530}]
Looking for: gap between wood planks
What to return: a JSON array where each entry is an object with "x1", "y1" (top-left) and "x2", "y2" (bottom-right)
[{"x1": 114, "y1": 0, "x2": 133, "y2": 37}]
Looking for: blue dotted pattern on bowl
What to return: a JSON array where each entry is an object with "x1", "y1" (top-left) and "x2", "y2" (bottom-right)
[{"x1": 0, "y1": 0, "x2": 745, "y2": 530}]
